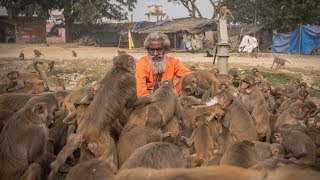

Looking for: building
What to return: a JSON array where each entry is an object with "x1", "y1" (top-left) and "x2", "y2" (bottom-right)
[{"x1": 0, "y1": 16, "x2": 46, "y2": 43}]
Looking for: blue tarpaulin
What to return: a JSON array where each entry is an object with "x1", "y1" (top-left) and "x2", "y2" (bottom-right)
[{"x1": 272, "y1": 25, "x2": 320, "y2": 55}]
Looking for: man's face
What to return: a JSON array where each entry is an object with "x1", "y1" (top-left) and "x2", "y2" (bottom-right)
[{"x1": 147, "y1": 40, "x2": 165, "y2": 62}]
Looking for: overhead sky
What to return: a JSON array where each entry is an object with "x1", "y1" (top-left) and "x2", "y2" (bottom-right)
[
  {"x1": 0, "y1": 0, "x2": 214, "y2": 20},
  {"x1": 131, "y1": 0, "x2": 213, "y2": 21}
]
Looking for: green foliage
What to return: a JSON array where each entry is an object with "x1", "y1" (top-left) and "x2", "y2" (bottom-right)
[
  {"x1": 0, "y1": 0, "x2": 137, "y2": 24},
  {"x1": 259, "y1": 71, "x2": 301, "y2": 87},
  {"x1": 221, "y1": 0, "x2": 320, "y2": 32}
]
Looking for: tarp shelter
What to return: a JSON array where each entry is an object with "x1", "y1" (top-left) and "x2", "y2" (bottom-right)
[
  {"x1": 238, "y1": 35, "x2": 258, "y2": 53},
  {"x1": 272, "y1": 25, "x2": 320, "y2": 55}
]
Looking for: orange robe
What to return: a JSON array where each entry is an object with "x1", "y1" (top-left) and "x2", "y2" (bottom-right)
[{"x1": 136, "y1": 55, "x2": 192, "y2": 96}]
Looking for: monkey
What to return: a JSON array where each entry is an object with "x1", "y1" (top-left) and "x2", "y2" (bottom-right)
[
  {"x1": 0, "y1": 95, "x2": 58, "y2": 180},
  {"x1": 274, "y1": 101, "x2": 310, "y2": 130},
  {"x1": 47, "y1": 60, "x2": 55, "y2": 72},
  {"x1": 215, "y1": 91, "x2": 259, "y2": 145},
  {"x1": 251, "y1": 141, "x2": 285, "y2": 161},
  {"x1": 205, "y1": 50, "x2": 214, "y2": 57},
  {"x1": 214, "y1": 4, "x2": 235, "y2": 20},
  {"x1": 72, "y1": 50, "x2": 77, "y2": 57},
  {"x1": 310, "y1": 48, "x2": 318, "y2": 55},
  {"x1": 120, "y1": 142, "x2": 188, "y2": 170},
  {"x1": 0, "y1": 91, "x2": 67, "y2": 113},
  {"x1": 251, "y1": 68, "x2": 265, "y2": 85},
  {"x1": 228, "y1": 68, "x2": 241, "y2": 88},
  {"x1": 271, "y1": 56, "x2": 290, "y2": 69},
  {"x1": 181, "y1": 70, "x2": 220, "y2": 102},
  {"x1": 117, "y1": 50, "x2": 127, "y2": 55},
  {"x1": 249, "y1": 51, "x2": 258, "y2": 58},
  {"x1": 0, "y1": 109, "x2": 15, "y2": 133},
  {"x1": 161, "y1": 116, "x2": 182, "y2": 143},
  {"x1": 117, "y1": 80, "x2": 180, "y2": 167},
  {"x1": 260, "y1": 82, "x2": 276, "y2": 114},
  {"x1": 65, "y1": 156, "x2": 116, "y2": 180},
  {"x1": 19, "y1": 50, "x2": 24, "y2": 60},
  {"x1": 239, "y1": 74, "x2": 271, "y2": 142},
  {"x1": 49, "y1": 53, "x2": 154, "y2": 180},
  {"x1": 4, "y1": 61, "x2": 51, "y2": 93},
  {"x1": 33, "y1": 49, "x2": 44, "y2": 57},
  {"x1": 116, "y1": 165, "x2": 266, "y2": 180},
  {"x1": 220, "y1": 140, "x2": 258, "y2": 168},
  {"x1": 277, "y1": 93, "x2": 305, "y2": 115},
  {"x1": 274, "y1": 129, "x2": 316, "y2": 164},
  {"x1": 180, "y1": 113, "x2": 217, "y2": 167},
  {"x1": 189, "y1": 65, "x2": 197, "y2": 71}
]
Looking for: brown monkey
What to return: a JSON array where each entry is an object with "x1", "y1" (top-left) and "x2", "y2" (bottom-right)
[
  {"x1": 117, "y1": 80, "x2": 180, "y2": 166},
  {"x1": 271, "y1": 56, "x2": 290, "y2": 68},
  {"x1": 181, "y1": 70, "x2": 220, "y2": 102},
  {"x1": 251, "y1": 68, "x2": 264, "y2": 84},
  {"x1": 49, "y1": 53, "x2": 153, "y2": 179},
  {"x1": 72, "y1": 50, "x2": 77, "y2": 57},
  {"x1": 116, "y1": 165, "x2": 320, "y2": 180},
  {"x1": 277, "y1": 93, "x2": 305, "y2": 115},
  {"x1": 0, "y1": 109, "x2": 15, "y2": 133},
  {"x1": 0, "y1": 95, "x2": 58, "y2": 180},
  {"x1": 214, "y1": 5, "x2": 235, "y2": 20},
  {"x1": 261, "y1": 82, "x2": 276, "y2": 114},
  {"x1": 250, "y1": 51, "x2": 258, "y2": 58},
  {"x1": 220, "y1": 140, "x2": 258, "y2": 168},
  {"x1": 228, "y1": 68, "x2": 241, "y2": 87},
  {"x1": 33, "y1": 49, "x2": 44, "y2": 57},
  {"x1": 19, "y1": 50, "x2": 24, "y2": 60},
  {"x1": 216, "y1": 91, "x2": 259, "y2": 144},
  {"x1": 5, "y1": 61, "x2": 50, "y2": 93},
  {"x1": 239, "y1": 74, "x2": 271, "y2": 142},
  {"x1": 180, "y1": 114, "x2": 216, "y2": 167},
  {"x1": 66, "y1": 157, "x2": 116, "y2": 180},
  {"x1": 274, "y1": 129, "x2": 316, "y2": 164},
  {"x1": 274, "y1": 101, "x2": 310, "y2": 130},
  {"x1": 60, "y1": 86, "x2": 92, "y2": 124},
  {"x1": 251, "y1": 141, "x2": 285, "y2": 161},
  {"x1": 117, "y1": 50, "x2": 127, "y2": 55},
  {"x1": 120, "y1": 142, "x2": 188, "y2": 170},
  {"x1": 47, "y1": 60, "x2": 55, "y2": 72},
  {"x1": 189, "y1": 65, "x2": 197, "y2": 71},
  {"x1": 0, "y1": 91, "x2": 67, "y2": 113}
]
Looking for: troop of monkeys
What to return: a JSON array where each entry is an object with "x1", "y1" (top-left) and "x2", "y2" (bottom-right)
[
  {"x1": 19, "y1": 49, "x2": 77, "y2": 60},
  {"x1": 0, "y1": 52, "x2": 319, "y2": 180}
]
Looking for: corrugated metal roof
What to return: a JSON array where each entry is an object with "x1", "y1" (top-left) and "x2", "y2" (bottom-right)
[{"x1": 133, "y1": 17, "x2": 217, "y2": 34}]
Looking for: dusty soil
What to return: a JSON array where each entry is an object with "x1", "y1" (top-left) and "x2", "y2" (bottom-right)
[{"x1": 0, "y1": 43, "x2": 319, "y2": 99}]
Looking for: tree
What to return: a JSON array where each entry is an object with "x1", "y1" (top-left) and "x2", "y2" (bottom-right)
[
  {"x1": 0, "y1": 0, "x2": 137, "y2": 42},
  {"x1": 168, "y1": 0, "x2": 203, "y2": 18},
  {"x1": 220, "y1": 0, "x2": 320, "y2": 32}
]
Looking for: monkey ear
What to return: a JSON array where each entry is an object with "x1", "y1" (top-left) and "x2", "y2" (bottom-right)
[{"x1": 33, "y1": 102, "x2": 46, "y2": 114}]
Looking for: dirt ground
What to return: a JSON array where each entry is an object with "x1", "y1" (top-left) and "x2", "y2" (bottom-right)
[{"x1": 0, "y1": 43, "x2": 319, "y2": 94}]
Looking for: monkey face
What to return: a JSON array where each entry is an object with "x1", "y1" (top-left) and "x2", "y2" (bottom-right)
[
  {"x1": 273, "y1": 132, "x2": 282, "y2": 143},
  {"x1": 7, "y1": 71, "x2": 19, "y2": 80}
]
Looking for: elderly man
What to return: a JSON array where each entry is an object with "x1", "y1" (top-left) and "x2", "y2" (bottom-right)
[{"x1": 136, "y1": 31, "x2": 192, "y2": 96}]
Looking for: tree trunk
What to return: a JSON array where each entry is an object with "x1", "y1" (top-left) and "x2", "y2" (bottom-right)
[
  {"x1": 191, "y1": 1, "x2": 203, "y2": 18},
  {"x1": 64, "y1": 19, "x2": 72, "y2": 43}
]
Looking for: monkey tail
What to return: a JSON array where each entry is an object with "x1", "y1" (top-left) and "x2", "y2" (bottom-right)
[{"x1": 285, "y1": 60, "x2": 291, "y2": 64}]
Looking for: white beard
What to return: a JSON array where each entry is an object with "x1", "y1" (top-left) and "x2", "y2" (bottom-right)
[{"x1": 149, "y1": 55, "x2": 167, "y2": 74}]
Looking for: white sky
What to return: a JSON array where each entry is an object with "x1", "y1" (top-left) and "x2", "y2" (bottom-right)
[
  {"x1": 131, "y1": 0, "x2": 213, "y2": 21},
  {"x1": 0, "y1": 0, "x2": 215, "y2": 20}
]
